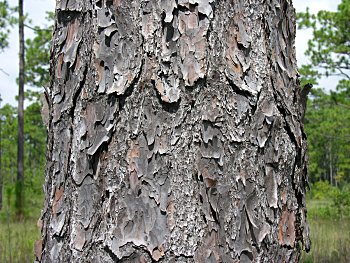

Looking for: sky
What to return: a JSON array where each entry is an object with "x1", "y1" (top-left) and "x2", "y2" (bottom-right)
[{"x1": 0, "y1": 0, "x2": 342, "y2": 106}]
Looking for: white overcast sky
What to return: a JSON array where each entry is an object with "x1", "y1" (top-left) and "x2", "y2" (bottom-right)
[{"x1": 0, "y1": 0, "x2": 342, "y2": 106}]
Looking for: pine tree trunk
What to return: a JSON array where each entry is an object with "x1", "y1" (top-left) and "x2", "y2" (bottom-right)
[
  {"x1": 0, "y1": 97, "x2": 3, "y2": 210},
  {"x1": 16, "y1": 0, "x2": 25, "y2": 217},
  {"x1": 38, "y1": 0, "x2": 311, "y2": 262}
]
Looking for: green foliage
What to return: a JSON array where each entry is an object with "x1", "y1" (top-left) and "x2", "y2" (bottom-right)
[
  {"x1": 307, "y1": 181, "x2": 350, "y2": 220},
  {"x1": 304, "y1": 88, "x2": 350, "y2": 186},
  {"x1": 309, "y1": 181, "x2": 335, "y2": 200},
  {"x1": 0, "y1": 101, "x2": 46, "y2": 219},
  {"x1": 0, "y1": 0, "x2": 15, "y2": 51},
  {"x1": 297, "y1": 0, "x2": 350, "y2": 83},
  {"x1": 0, "y1": 7, "x2": 51, "y2": 262},
  {"x1": 25, "y1": 12, "x2": 54, "y2": 87},
  {"x1": 332, "y1": 187, "x2": 350, "y2": 218},
  {"x1": 0, "y1": 101, "x2": 45, "y2": 261},
  {"x1": 0, "y1": 5, "x2": 50, "y2": 262},
  {"x1": 298, "y1": 0, "x2": 350, "y2": 187},
  {"x1": 0, "y1": 104, "x2": 17, "y2": 187},
  {"x1": 298, "y1": 64, "x2": 320, "y2": 87}
]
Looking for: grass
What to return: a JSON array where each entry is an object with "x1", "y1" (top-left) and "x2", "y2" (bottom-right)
[
  {"x1": 0, "y1": 218, "x2": 40, "y2": 263},
  {"x1": 0, "y1": 187, "x2": 349, "y2": 262},
  {"x1": 0, "y1": 187, "x2": 43, "y2": 263},
  {"x1": 301, "y1": 199, "x2": 350, "y2": 263}
]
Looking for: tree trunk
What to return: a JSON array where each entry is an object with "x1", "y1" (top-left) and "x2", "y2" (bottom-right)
[
  {"x1": 0, "y1": 95, "x2": 3, "y2": 210},
  {"x1": 38, "y1": 0, "x2": 311, "y2": 262},
  {"x1": 16, "y1": 0, "x2": 25, "y2": 217}
]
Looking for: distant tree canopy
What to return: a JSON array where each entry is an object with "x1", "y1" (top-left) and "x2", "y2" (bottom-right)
[
  {"x1": 304, "y1": 89, "x2": 350, "y2": 186},
  {"x1": 297, "y1": 0, "x2": 350, "y2": 187},
  {"x1": 0, "y1": 6, "x2": 52, "y2": 215},
  {"x1": 0, "y1": 101, "x2": 46, "y2": 208},
  {"x1": 297, "y1": 0, "x2": 350, "y2": 90},
  {"x1": 25, "y1": 12, "x2": 53, "y2": 89},
  {"x1": 0, "y1": 0, "x2": 12, "y2": 51}
]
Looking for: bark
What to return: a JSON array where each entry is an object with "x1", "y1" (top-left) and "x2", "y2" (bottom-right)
[
  {"x1": 16, "y1": 0, "x2": 25, "y2": 216},
  {"x1": 38, "y1": 0, "x2": 311, "y2": 262}
]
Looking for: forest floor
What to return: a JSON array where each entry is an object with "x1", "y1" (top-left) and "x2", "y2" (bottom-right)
[
  {"x1": 0, "y1": 218, "x2": 40, "y2": 263},
  {"x1": 0, "y1": 190, "x2": 42, "y2": 263},
  {"x1": 301, "y1": 199, "x2": 350, "y2": 263}
]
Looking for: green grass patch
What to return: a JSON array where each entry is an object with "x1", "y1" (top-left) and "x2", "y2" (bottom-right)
[
  {"x1": 301, "y1": 196, "x2": 350, "y2": 262},
  {"x1": 301, "y1": 218, "x2": 350, "y2": 263},
  {"x1": 0, "y1": 218, "x2": 40, "y2": 263},
  {"x1": 0, "y1": 185, "x2": 43, "y2": 263}
]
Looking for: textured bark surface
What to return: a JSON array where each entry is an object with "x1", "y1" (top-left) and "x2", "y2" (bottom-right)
[{"x1": 39, "y1": 0, "x2": 311, "y2": 262}]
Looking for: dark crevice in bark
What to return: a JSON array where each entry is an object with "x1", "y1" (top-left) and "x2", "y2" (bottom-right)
[
  {"x1": 205, "y1": 10, "x2": 214, "y2": 77},
  {"x1": 241, "y1": 250, "x2": 254, "y2": 262},
  {"x1": 103, "y1": 245, "x2": 120, "y2": 262},
  {"x1": 95, "y1": 0, "x2": 102, "y2": 9},
  {"x1": 270, "y1": 74, "x2": 309, "y2": 251},
  {"x1": 250, "y1": 90, "x2": 261, "y2": 116},
  {"x1": 198, "y1": 173, "x2": 204, "y2": 182},
  {"x1": 226, "y1": 76, "x2": 252, "y2": 99},
  {"x1": 176, "y1": 4, "x2": 189, "y2": 14},
  {"x1": 117, "y1": 245, "x2": 155, "y2": 263},
  {"x1": 57, "y1": 10, "x2": 81, "y2": 25},
  {"x1": 176, "y1": 254, "x2": 194, "y2": 260},
  {"x1": 206, "y1": 184, "x2": 220, "y2": 226},
  {"x1": 69, "y1": 64, "x2": 88, "y2": 185},
  {"x1": 209, "y1": 198, "x2": 219, "y2": 225},
  {"x1": 276, "y1": 106, "x2": 308, "y2": 252},
  {"x1": 117, "y1": 57, "x2": 145, "y2": 111},
  {"x1": 71, "y1": 66, "x2": 87, "y2": 117},
  {"x1": 272, "y1": 94, "x2": 296, "y2": 146},
  {"x1": 165, "y1": 22, "x2": 175, "y2": 42},
  {"x1": 91, "y1": 146, "x2": 103, "y2": 177},
  {"x1": 104, "y1": 32, "x2": 114, "y2": 48},
  {"x1": 237, "y1": 42, "x2": 251, "y2": 57},
  {"x1": 51, "y1": 230, "x2": 66, "y2": 241},
  {"x1": 91, "y1": 212, "x2": 103, "y2": 238},
  {"x1": 198, "y1": 12, "x2": 207, "y2": 22}
]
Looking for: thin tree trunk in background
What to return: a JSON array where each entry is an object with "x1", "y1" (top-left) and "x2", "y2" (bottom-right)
[
  {"x1": 0, "y1": 95, "x2": 3, "y2": 210},
  {"x1": 16, "y1": 0, "x2": 25, "y2": 217},
  {"x1": 38, "y1": 1, "x2": 311, "y2": 262},
  {"x1": 329, "y1": 143, "x2": 333, "y2": 186}
]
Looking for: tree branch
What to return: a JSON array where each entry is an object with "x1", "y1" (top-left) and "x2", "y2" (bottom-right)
[
  {"x1": 24, "y1": 24, "x2": 52, "y2": 32},
  {"x1": 0, "y1": 68, "x2": 9, "y2": 76}
]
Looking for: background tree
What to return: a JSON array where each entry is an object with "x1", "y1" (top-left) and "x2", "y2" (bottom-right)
[
  {"x1": 15, "y1": 0, "x2": 25, "y2": 218},
  {"x1": 0, "y1": 2, "x2": 52, "y2": 214},
  {"x1": 0, "y1": 0, "x2": 12, "y2": 51},
  {"x1": 0, "y1": 0, "x2": 15, "y2": 210},
  {"x1": 304, "y1": 89, "x2": 350, "y2": 186},
  {"x1": 38, "y1": 1, "x2": 310, "y2": 262},
  {"x1": 297, "y1": 0, "x2": 350, "y2": 89},
  {"x1": 0, "y1": 98, "x2": 47, "y2": 261},
  {"x1": 25, "y1": 12, "x2": 53, "y2": 89},
  {"x1": 297, "y1": 0, "x2": 350, "y2": 187},
  {"x1": 0, "y1": 102, "x2": 18, "y2": 212},
  {"x1": 0, "y1": 95, "x2": 3, "y2": 210}
]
